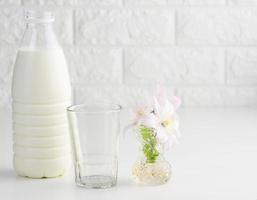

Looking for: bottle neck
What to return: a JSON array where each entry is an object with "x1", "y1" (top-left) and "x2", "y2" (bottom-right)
[
  {"x1": 26, "y1": 21, "x2": 53, "y2": 28},
  {"x1": 20, "y1": 11, "x2": 60, "y2": 50}
]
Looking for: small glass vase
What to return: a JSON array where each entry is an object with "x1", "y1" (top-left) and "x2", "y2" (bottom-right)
[{"x1": 132, "y1": 126, "x2": 171, "y2": 185}]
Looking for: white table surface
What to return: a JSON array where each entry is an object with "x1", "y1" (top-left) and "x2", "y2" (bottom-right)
[{"x1": 1, "y1": 107, "x2": 257, "y2": 200}]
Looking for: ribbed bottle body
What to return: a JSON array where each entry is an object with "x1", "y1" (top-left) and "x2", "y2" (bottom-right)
[{"x1": 12, "y1": 48, "x2": 71, "y2": 178}]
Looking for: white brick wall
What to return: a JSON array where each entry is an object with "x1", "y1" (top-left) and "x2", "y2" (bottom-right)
[
  {"x1": 0, "y1": 0, "x2": 257, "y2": 108},
  {"x1": 124, "y1": 47, "x2": 225, "y2": 84}
]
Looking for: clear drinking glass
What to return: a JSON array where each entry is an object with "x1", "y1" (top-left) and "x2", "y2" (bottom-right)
[{"x1": 67, "y1": 103, "x2": 121, "y2": 188}]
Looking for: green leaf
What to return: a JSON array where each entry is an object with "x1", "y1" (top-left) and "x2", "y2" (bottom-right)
[{"x1": 139, "y1": 125, "x2": 159, "y2": 163}]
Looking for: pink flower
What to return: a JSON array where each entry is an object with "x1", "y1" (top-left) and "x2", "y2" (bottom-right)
[
  {"x1": 131, "y1": 84, "x2": 181, "y2": 150},
  {"x1": 153, "y1": 85, "x2": 181, "y2": 149}
]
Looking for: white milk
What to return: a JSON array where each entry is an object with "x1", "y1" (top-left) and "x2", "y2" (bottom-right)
[{"x1": 12, "y1": 48, "x2": 71, "y2": 178}]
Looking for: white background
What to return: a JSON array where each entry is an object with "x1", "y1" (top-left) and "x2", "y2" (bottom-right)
[
  {"x1": 1, "y1": 0, "x2": 257, "y2": 108},
  {"x1": 1, "y1": 0, "x2": 257, "y2": 199}
]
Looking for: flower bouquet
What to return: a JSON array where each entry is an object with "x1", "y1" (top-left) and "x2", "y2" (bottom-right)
[{"x1": 130, "y1": 85, "x2": 181, "y2": 185}]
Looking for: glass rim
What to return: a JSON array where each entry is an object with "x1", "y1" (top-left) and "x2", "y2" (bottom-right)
[{"x1": 67, "y1": 102, "x2": 122, "y2": 114}]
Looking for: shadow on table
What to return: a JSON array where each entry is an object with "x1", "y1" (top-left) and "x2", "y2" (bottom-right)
[
  {"x1": 0, "y1": 168, "x2": 16, "y2": 179},
  {"x1": 117, "y1": 177, "x2": 136, "y2": 188},
  {"x1": 0, "y1": 168, "x2": 37, "y2": 181}
]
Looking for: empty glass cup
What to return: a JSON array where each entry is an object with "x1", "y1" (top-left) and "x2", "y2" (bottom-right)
[{"x1": 67, "y1": 103, "x2": 121, "y2": 189}]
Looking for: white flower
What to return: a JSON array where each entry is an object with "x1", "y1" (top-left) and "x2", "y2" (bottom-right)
[
  {"x1": 133, "y1": 106, "x2": 152, "y2": 123},
  {"x1": 130, "y1": 84, "x2": 181, "y2": 150},
  {"x1": 132, "y1": 94, "x2": 154, "y2": 125},
  {"x1": 138, "y1": 112, "x2": 157, "y2": 128},
  {"x1": 153, "y1": 85, "x2": 180, "y2": 149}
]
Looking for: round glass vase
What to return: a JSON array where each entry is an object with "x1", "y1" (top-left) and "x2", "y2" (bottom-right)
[{"x1": 132, "y1": 126, "x2": 171, "y2": 185}]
